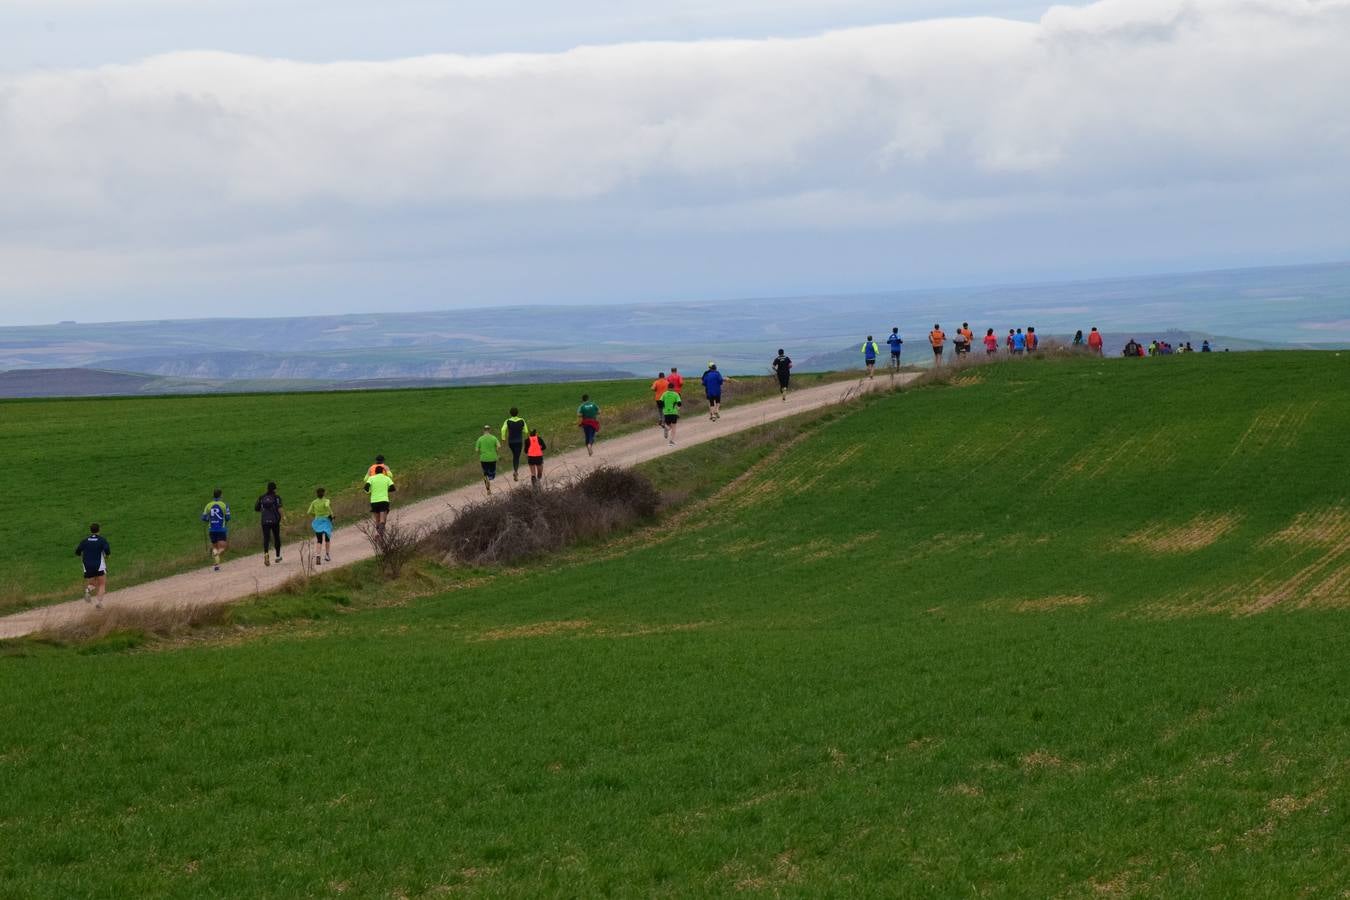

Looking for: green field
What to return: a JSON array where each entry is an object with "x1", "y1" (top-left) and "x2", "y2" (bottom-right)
[
  {"x1": 2, "y1": 353, "x2": 1346, "y2": 896},
  {"x1": 0, "y1": 379, "x2": 656, "y2": 607}
]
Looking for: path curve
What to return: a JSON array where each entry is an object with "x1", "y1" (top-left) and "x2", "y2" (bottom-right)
[{"x1": 0, "y1": 374, "x2": 911, "y2": 640}]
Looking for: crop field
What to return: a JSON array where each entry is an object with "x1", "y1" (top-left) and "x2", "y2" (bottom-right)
[
  {"x1": 0, "y1": 379, "x2": 664, "y2": 608},
  {"x1": 1, "y1": 352, "x2": 1346, "y2": 896}
]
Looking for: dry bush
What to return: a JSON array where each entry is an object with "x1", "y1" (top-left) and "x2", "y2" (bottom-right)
[
  {"x1": 358, "y1": 515, "x2": 426, "y2": 578},
  {"x1": 34, "y1": 598, "x2": 232, "y2": 644},
  {"x1": 427, "y1": 466, "x2": 661, "y2": 566}
]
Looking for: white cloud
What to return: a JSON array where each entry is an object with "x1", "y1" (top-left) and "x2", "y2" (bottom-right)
[{"x1": 1, "y1": 0, "x2": 1348, "y2": 317}]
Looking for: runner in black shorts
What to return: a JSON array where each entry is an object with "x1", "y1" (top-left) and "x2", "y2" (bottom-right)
[{"x1": 772, "y1": 349, "x2": 792, "y2": 400}]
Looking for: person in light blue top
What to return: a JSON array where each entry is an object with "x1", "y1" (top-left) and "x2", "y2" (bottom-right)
[
  {"x1": 887, "y1": 328, "x2": 903, "y2": 369},
  {"x1": 201, "y1": 488, "x2": 231, "y2": 571},
  {"x1": 1012, "y1": 329, "x2": 1027, "y2": 354}
]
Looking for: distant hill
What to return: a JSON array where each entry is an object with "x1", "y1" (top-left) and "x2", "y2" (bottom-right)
[{"x1": 0, "y1": 368, "x2": 162, "y2": 398}]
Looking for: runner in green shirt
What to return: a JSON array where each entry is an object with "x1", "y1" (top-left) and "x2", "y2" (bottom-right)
[
  {"x1": 362, "y1": 466, "x2": 395, "y2": 536},
  {"x1": 307, "y1": 487, "x2": 334, "y2": 565},
  {"x1": 577, "y1": 394, "x2": 601, "y2": 456},
  {"x1": 475, "y1": 425, "x2": 501, "y2": 494},
  {"x1": 660, "y1": 388, "x2": 683, "y2": 446}
]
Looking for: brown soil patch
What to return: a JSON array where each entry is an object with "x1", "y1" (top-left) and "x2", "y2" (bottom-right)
[
  {"x1": 1226, "y1": 401, "x2": 1320, "y2": 464},
  {"x1": 597, "y1": 621, "x2": 713, "y2": 639},
  {"x1": 1239, "y1": 533, "x2": 1350, "y2": 615},
  {"x1": 947, "y1": 782, "x2": 983, "y2": 798},
  {"x1": 1013, "y1": 595, "x2": 1093, "y2": 613},
  {"x1": 471, "y1": 620, "x2": 591, "y2": 642},
  {"x1": 1019, "y1": 750, "x2": 1065, "y2": 771},
  {"x1": 1122, "y1": 513, "x2": 1241, "y2": 553},
  {"x1": 951, "y1": 373, "x2": 985, "y2": 388},
  {"x1": 1266, "y1": 505, "x2": 1350, "y2": 547},
  {"x1": 798, "y1": 531, "x2": 880, "y2": 562}
]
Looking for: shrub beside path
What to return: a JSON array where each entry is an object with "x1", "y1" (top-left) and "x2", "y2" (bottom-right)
[{"x1": 0, "y1": 374, "x2": 911, "y2": 640}]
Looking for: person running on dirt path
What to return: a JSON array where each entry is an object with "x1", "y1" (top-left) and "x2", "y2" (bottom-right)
[
  {"x1": 475, "y1": 425, "x2": 501, "y2": 494},
  {"x1": 255, "y1": 482, "x2": 283, "y2": 566},
  {"x1": 366, "y1": 454, "x2": 392, "y2": 478},
  {"x1": 887, "y1": 328, "x2": 903, "y2": 369},
  {"x1": 772, "y1": 350, "x2": 792, "y2": 400},
  {"x1": 1088, "y1": 327, "x2": 1103, "y2": 354},
  {"x1": 363, "y1": 466, "x2": 395, "y2": 537},
  {"x1": 701, "y1": 362, "x2": 724, "y2": 420},
  {"x1": 651, "y1": 372, "x2": 669, "y2": 424},
  {"x1": 1012, "y1": 328, "x2": 1027, "y2": 354},
  {"x1": 1026, "y1": 327, "x2": 1039, "y2": 352},
  {"x1": 667, "y1": 367, "x2": 685, "y2": 394},
  {"x1": 308, "y1": 487, "x2": 333, "y2": 564},
  {"x1": 983, "y1": 328, "x2": 999, "y2": 354},
  {"x1": 501, "y1": 408, "x2": 528, "y2": 482},
  {"x1": 525, "y1": 429, "x2": 547, "y2": 487},
  {"x1": 862, "y1": 336, "x2": 880, "y2": 379},
  {"x1": 660, "y1": 384, "x2": 683, "y2": 444},
  {"x1": 928, "y1": 324, "x2": 946, "y2": 364},
  {"x1": 958, "y1": 323, "x2": 974, "y2": 357},
  {"x1": 577, "y1": 394, "x2": 601, "y2": 455},
  {"x1": 201, "y1": 488, "x2": 231, "y2": 571},
  {"x1": 76, "y1": 523, "x2": 111, "y2": 608}
]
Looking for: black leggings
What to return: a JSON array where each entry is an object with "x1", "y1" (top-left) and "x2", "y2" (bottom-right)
[
  {"x1": 262, "y1": 522, "x2": 281, "y2": 554},
  {"x1": 508, "y1": 442, "x2": 523, "y2": 472}
]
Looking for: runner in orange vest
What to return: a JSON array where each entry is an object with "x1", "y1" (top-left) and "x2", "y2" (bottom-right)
[
  {"x1": 928, "y1": 324, "x2": 946, "y2": 365},
  {"x1": 650, "y1": 372, "x2": 669, "y2": 425},
  {"x1": 1087, "y1": 327, "x2": 1103, "y2": 354},
  {"x1": 959, "y1": 323, "x2": 974, "y2": 356},
  {"x1": 983, "y1": 328, "x2": 998, "y2": 354},
  {"x1": 526, "y1": 429, "x2": 547, "y2": 487}
]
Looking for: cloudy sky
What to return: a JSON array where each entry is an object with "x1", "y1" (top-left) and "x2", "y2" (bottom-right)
[{"x1": 2, "y1": 0, "x2": 1348, "y2": 324}]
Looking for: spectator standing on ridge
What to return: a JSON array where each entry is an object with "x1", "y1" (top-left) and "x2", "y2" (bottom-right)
[
  {"x1": 983, "y1": 328, "x2": 999, "y2": 355},
  {"x1": 501, "y1": 408, "x2": 528, "y2": 482},
  {"x1": 577, "y1": 394, "x2": 601, "y2": 455},
  {"x1": 862, "y1": 336, "x2": 880, "y2": 379},
  {"x1": 1123, "y1": 338, "x2": 1142, "y2": 357},
  {"x1": 1073, "y1": 329, "x2": 1084, "y2": 347},
  {"x1": 1012, "y1": 328, "x2": 1027, "y2": 355},
  {"x1": 929, "y1": 324, "x2": 947, "y2": 365},
  {"x1": 887, "y1": 328, "x2": 903, "y2": 369},
  {"x1": 959, "y1": 322, "x2": 974, "y2": 357},
  {"x1": 475, "y1": 426, "x2": 501, "y2": 494},
  {"x1": 1027, "y1": 327, "x2": 1039, "y2": 352},
  {"x1": 1202, "y1": 340, "x2": 1212, "y2": 352},
  {"x1": 1088, "y1": 327, "x2": 1103, "y2": 354},
  {"x1": 201, "y1": 488, "x2": 231, "y2": 572},
  {"x1": 366, "y1": 454, "x2": 392, "y2": 478},
  {"x1": 667, "y1": 367, "x2": 685, "y2": 395},
  {"x1": 363, "y1": 466, "x2": 395, "y2": 537},
  {"x1": 650, "y1": 372, "x2": 669, "y2": 424},
  {"x1": 701, "y1": 363, "x2": 724, "y2": 421},
  {"x1": 526, "y1": 429, "x2": 547, "y2": 487},
  {"x1": 76, "y1": 522, "x2": 111, "y2": 608},
  {"x1": 255, "y1": 482, "x2": 283, "y2": 566},
  {"x1": 660, "y1": 383, "x2": 683, "y2": 444},
  {"x1": 308, "y1": 487, "x2": 333, "y2": 565},
  {"x1": 772, "y1": 350, "x2": 792, "y2": 400}
]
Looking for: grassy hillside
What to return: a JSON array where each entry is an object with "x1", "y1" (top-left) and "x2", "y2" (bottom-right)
[
  {"x1": 0, "y1": 379, "x2": 652, "y2": 606},
  {"x1": 2, "y1": 352, "x2": 1346, "y2": 896}
]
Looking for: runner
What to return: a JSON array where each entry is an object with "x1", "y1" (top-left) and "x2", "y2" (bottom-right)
[
  {"x1": 1006, "y1": 329, "x2": 1015, "y2": 353},
  {"x1": 861, "y1": 335, "x2": 880, "y2": 379},
  {"x1": 501, "y1": 408, "x2": 528, "y2": 482},
  {"x1": 577, "y1": 394, "x2": 601, "y2": 455},
  {"x1": 363, "y1": 466, "x2": 395, "y2": 536},
  {"x1": 1012, "y1": 328, "x2": 1027, "y2": 354},
  {"x1": 366, "y1": 454, "x2": 392, "y2": 478},
  {"x1": 660, "y1": 383, "x2": 683, "y2": 445},
  {"x1": 958, "y1": 322, "x2": 974, "y2": 357},
  {"x1": 668, "y1": 367, "x2": 685, "y2": 394},
  {"x1": 1026, "y1": 327, "x2": 1039, "y2": 352},
  {"x1": 772, "y1": 349, "x2": 792, "y2": 400},
  {"x1": 308, "y1": 487, "x2": 333, "y2": 565},
  {"x1": 1088, "y1": 327, "x2": 1103, "y2": 354},
  {"x1": 75, "y1": 523, "x2": 111, "y2": 608},
  {"x1": 701, "y1": 362, "x2": 724, "y2": 420},
  {"x1": 952, "y1": 326, "x2": 968, "y2": 358},
  {"x1": 475, "y1": 425, "x2": 501, "y2": 494},
  {"x1": 928, "y1": 324, "x2": 946, "y2": 365},
  {"x1": 983, "y1": 328, "x2": 998, "y2": 354},
  {"x1": 887, "y1": 328, "x2": 903, "y2": 369},
  {"x1": 1201, "y1": 339, "x2": 1212, "y2": 353},
  {"x1": 1073, "y1": 329, "x2": 1084, "y2": 348},
  {"x1": 255, "y1": 482, "x2": 284, "y2": 566},
  {"x1": 526, "y1": 429, "x2": 547, "y2": 487},
  {"x1": 200, "y1": 488, "x2": 231, "y2": 571},
  {"x1": 1123, "y1": 338, "x2": 1142, "y2": 357},
  {"x1": 651, "y1": 372, "x2": 669, "y2": 424}
]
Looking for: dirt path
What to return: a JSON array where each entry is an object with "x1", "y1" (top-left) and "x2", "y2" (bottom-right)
[{"x1": 0, "y1": 374, "x2": 911, "y2": 640}]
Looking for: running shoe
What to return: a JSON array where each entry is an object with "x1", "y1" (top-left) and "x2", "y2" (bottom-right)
[
  {"x1": 264, "y1": 554, "x2": 271, "y2": 567},
  {"x1": 84, "y1": 585, "x2": 93, "y2": 604},
  {"x1": 213, "y1": 565, "x2": 221, "y2": 572}
]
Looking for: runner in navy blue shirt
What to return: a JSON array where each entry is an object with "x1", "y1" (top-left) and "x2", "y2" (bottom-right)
[
  {"x1": 75, "y1": 523, "x2": 111, "y2": 607},
  {"x1": 701, "y1": 362, "x2": 724, "y2": 421},
  {"x1": 887, "y1": 328, "x2": 903, "y2": 369}
]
